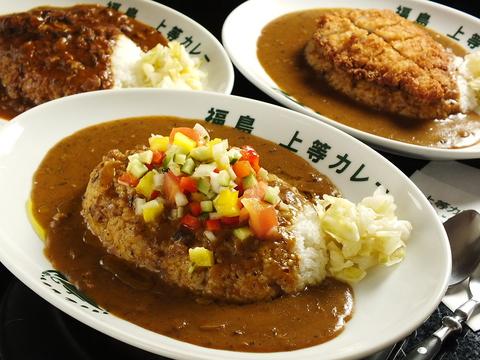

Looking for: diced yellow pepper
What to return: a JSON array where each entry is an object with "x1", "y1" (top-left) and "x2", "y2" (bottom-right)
[
  {"x1": 149, "y1": 135, "x2": 169, "y2": 152},
  {"x1": 173, "y1": 132, "x2": 197, "y2": 153},
  {"x1": 135, "y1": 171, "x2": 155, "y2": 198},
  {"x1": 189, "y1": 247, "x2": 214, "y2": 267},
  {"x1": 26, "y1": 199, "x2": 46, "y2": 241},
  {"x1": 142, "y1": 199, "x2": 164, "y2": 222},
  {"x1": 207, "y1": 138, "x2": 222, "y2": 147},
  {"x1": 213, "y1": 189, "x2": 240, "y2": 217}
]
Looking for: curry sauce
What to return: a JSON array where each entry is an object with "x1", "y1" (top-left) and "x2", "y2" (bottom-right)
[
  {"x1": 31, "y1": 117, "x2": 353, "y2": 352},
  {"x1": 257, "y1": 9, "x2": 480, "y2": 148}
]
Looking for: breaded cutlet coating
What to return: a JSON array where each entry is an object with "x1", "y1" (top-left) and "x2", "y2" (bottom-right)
[
  {"x1": 305, "y1": 9, "x2": 460, "y2": 119},
  {"x1": 81, "y1": 149, "x2": 303, "y2": 303}
]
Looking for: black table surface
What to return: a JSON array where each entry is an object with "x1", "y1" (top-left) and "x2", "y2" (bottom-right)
[{"x1": 1, "y1": 1, "x2": 480, "y2": 359}]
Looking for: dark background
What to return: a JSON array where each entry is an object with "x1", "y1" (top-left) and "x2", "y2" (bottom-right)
[{"x1": 1, "y1": 1, "x2": 479, "y2": 359}]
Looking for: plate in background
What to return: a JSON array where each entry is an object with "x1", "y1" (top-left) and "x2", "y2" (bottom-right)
[
  {"x1": 222, "y1": 0, "x2": 480, "y2": 160},
  {"x1": 0, "y1": 0, "x2": 234, "y2": 121}
]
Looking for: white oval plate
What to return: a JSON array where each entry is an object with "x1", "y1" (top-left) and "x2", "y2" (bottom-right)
[
  {"x1": 222, "y1": 0, "x2": 480, "y2": 160},
  {"x1": 0, "y1": 0, "x2": 234, "y2": 123},
  {"x1": 0, "y1": 89, "x2": 450, "y2": 360}
]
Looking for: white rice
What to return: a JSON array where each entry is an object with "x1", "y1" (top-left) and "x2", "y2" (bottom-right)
[
  {"x1": 111, "y1": 35, "x2": 144, "y2": 88},
  {"x1": 456, "y1": 51, "x2": 480, "y2": 114},
  {"x1": 292, "y1": 204, "x2": 328, "y2": 289}
]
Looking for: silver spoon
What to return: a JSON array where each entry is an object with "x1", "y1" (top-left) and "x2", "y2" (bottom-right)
[
  {"x1": 403, "y1": 210, "x2": 480, "y2": 360},
  {"x1": 365, "y1": 210, "x2": 480, "y2": 360}
]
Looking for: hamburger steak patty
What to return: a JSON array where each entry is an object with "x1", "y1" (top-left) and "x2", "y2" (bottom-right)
[
  {"x1": 81, "y1": 149, "x2": 308, "y2": 303},
  {"x1": 305, "y1": 9, "x2": 461, "y2": 120}
]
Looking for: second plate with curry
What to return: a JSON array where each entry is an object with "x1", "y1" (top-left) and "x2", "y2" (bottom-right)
[{"x1": 222, "y1": 0, "x2": 480, "y2": 159}]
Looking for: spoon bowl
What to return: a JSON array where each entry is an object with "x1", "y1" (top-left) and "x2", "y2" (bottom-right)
[{"x1": 445, "y1": 210, "x2": 480, "y2": 286}]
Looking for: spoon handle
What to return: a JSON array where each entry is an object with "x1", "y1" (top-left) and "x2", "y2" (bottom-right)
[{"x1": 403, "y1": 315, "x2": 463, "y2": 360}]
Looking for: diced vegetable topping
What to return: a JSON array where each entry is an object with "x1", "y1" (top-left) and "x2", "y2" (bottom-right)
[
  {"x1": 135, "y1": 170, "x2": 156, "y2": 198},
  {"x1": 118, "y1": 172, "x2": 140, "y2": 187},
  {"x1": 206, "y1": 219, "x2": 221, "y2": 232},
  {"x1": 127, "y1": 159, "x2": 148, "y2": 179},
  {"x1": 241, "y1": 198, "x2": 278, "y2": 238},
  {"x1": 163, "y1": 171, "x2": 181, "y2": 205},
  {"x1": 181, "y1": 214, "x2": 201, "y2": 230},
  {"x1": 119, "y1": 123, "x2": 281, "y2": 240},
  {"x1": 233, "y1": 227, "x2": 253, "y2": 241},
  {"x1": 200, "y1": 200, "x2": 213, "y2": 213},
  {"x1": 179, "y1": 176, "x2": 197, "y2": 193},
  {"x1": 189, "y1": 247, "x2": 214, "y2": 267},
  {"x1": 149, "y1": 135, "x2": 169, "y2": 152},
  {"x1": 169, "y1": 127, "x2": 200, "y2": 145},
  {"x1": 142, "y1": 199, "x2": 164, "y2": 222},
  {"x1": 173, "y1": 132, "x2": 197, "y2": 153},
  {"x1": 213, "y1": 189, "x2": 240, "y2": 217}
]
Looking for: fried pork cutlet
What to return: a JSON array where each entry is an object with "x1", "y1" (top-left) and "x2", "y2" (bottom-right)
[{"x1": 305, "y1": 9, "x2": 461, "y2": 120}]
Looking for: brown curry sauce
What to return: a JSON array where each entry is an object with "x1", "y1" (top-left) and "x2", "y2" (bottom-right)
[
  {"x1": 31, "y1": 117, "x2": 353, "y2": 352},
  {"x1": 257, "y1": 9, "x2": 480, "y2": 148}
]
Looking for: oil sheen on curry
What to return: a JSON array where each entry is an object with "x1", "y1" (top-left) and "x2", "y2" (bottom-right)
[
  {"x1": 31, "y1": 117, "x2": 354, "y2": 352},
  {"x1": 257, "y1": 8, "x2": 480, "y2": 148}
]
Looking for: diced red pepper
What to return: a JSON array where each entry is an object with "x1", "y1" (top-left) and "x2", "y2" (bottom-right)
[
  {"x1": 206, "y1": 219, "x2": 221, "y2": 232},
  {"x1": 151, "y1": 151, "x2": 165, "y2": 166},
  {"x1": 240, "y1": 145, "x2": 260, "y2": 172},
  {"x1": 118, "y1": 172, "x2": 139, "y2": 187},
  {"x1": 163, "y1": 171, "x2": 180, "y2": 205},
  {"x1": 220, "y1": 216, "x2": 239, "y2": 226},
  {"x1": 232, "y1": 160, "x2": 253, "y2": 178},
  {"x1": 181, "y1": 214, "x2": 201, "y2": 231},
  {"x1": 150, "y1": 190, "x2": 161, "y2": 200},
  {"x1": 179, "y1": 176, "x2": 198, "y2": 193},
  {"x1": 189, "y1": 202, "x2": 202, "y2": 216},
  {"x1": 169, "y1": 127, "x2": 200, "y2": 144}
]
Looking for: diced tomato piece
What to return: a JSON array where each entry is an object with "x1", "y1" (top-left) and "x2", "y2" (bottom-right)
[
  {"x1": 150, "y1": 190, "x2": 160, "y2": 200},
  {"x1": 241, "y1": 198, "x2": 278, "y2": 239},
  {"x1": 220, "y1": 216, "x2": 239, "y2": 226},
  {"x1": 151, "y1": 151, "x2": 165, "y2": 166},
  {"x1": 232, "y1": 160, "x2": 253, "y2": 178},
  {"x1": 169, "y1": 127, "x2": 200, "y2": 144},
  {"x1": 118, "y1": 172, "x2": 139, "y2": 187},
  {"x1": 163, "y1": 171, "x2": 180, "y2": 205},
  {"x1": 181, "y1": 214, "x2": 201, "y2": 231},
  {"x1": 242, "y1": 182, "x2": 266, "y2": 200},
  {"x1": 213, "y1": 168, "x2": 220, "y2": 173},
  {"x1": 240, "y1": 145, "x2": 260, "y2": 172},
  {"x1": 190, "y1": 202, "x2": 202, "y2": 216},
  {"x1": 239, "y1": 207, "x2": 249, "y2": 224},
  {"x1": 206, "y1": 219, "x2": 221, "y2": 232},
  {"x1": 179, "y1": 176, "x2": 198, "y2": 193}
]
